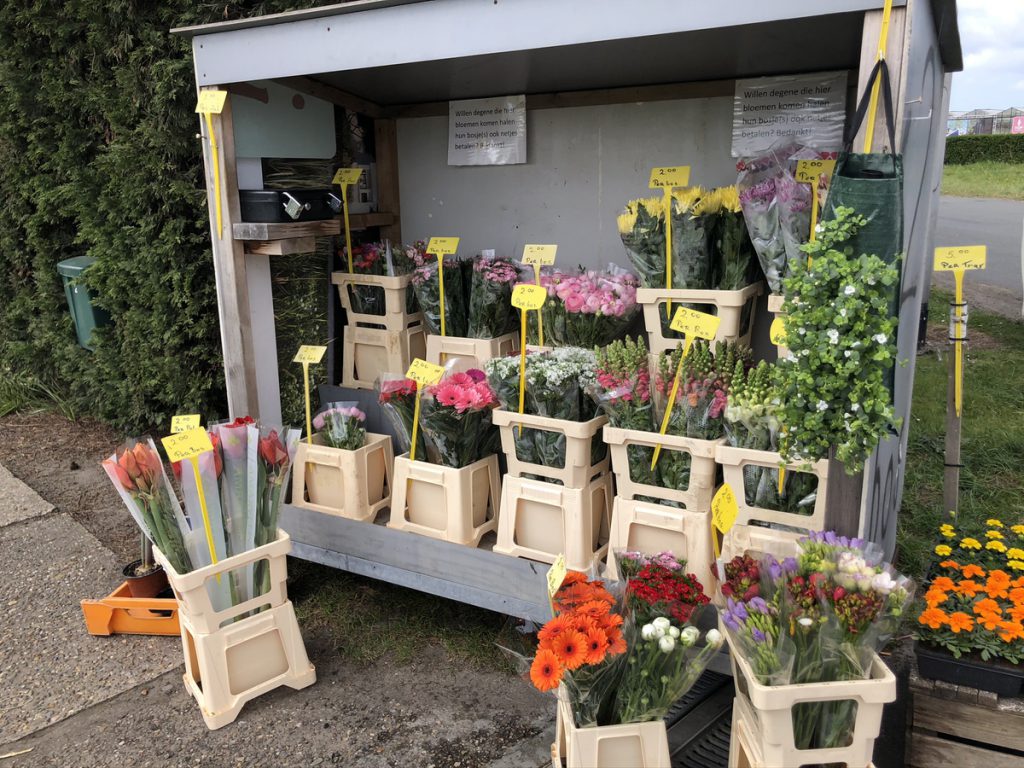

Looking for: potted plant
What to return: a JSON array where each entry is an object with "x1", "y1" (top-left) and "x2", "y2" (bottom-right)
[{"x1": 122, "y1": 533, "x2": 167, "y2": 598}]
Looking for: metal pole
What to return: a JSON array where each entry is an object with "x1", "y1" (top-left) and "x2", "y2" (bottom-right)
[{"x1": 942, "y1": 297, "x2": 966, "y2": 515}]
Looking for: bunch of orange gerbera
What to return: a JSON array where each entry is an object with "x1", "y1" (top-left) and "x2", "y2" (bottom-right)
[{"x1": 529, "y1": 572, "x2": 627, "y2": 692}]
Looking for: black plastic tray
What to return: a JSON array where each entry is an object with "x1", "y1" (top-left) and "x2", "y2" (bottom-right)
[
  {"x1": 239, "y1": 188, "x2": 339, "y2": 223},
  {"x1": 916, "y1": 641, "x2": 1024, "y2": 697}
]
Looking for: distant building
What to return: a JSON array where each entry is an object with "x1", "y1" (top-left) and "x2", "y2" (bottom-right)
[{"x1": 948, "y1": 107, "x2": 1024, "y2": 135}]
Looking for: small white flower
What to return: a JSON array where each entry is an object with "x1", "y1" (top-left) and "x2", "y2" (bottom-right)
[
  {"x1": 815, "y1": 223, "x2": 824, "y2": 233},
  {"x1": 668, "y1": 626, "x2": 680, "y2": 638},
  {"x1": 872, "y1": 572, "x2": 897, "y2": 594},
  {"x1": 798, "y1": 617, "x2": 813, "y2": 627},
  {"x1": 844, "y1": 285, "x2": 856, "y2": 296},
  {"x1": 681, "y1": 626, "x2": 700, "y2": 646},
  {"x1": 827, "y1": 329, "x2": 839, "y2": 344},
  {"x1": 851, "y1": 403, "x2": 860, "y2": 412},
  {"x1": 659, "y1": 635, "x2": 676, "y2": 654},
  {"x1": 641, "y1": 624, "x2": 657, "y2": 641},
  {"x1": 873, "y1": 333, "x2": 888, "y2": 344},
  {"x1": 653, "y1": 616, "x2": 671, "y2": 631},
  {"x1": 705, "y1": 628, "x2": 723, "y2": 647},
  {"x1": 797, "y1": 326, "x2": 806, "y2": 335},
  {"x1": 839, "y1": 308, "x2": 847, "y2": 318},
  {"x1": 844, "y1": 350, "x2": 852, "y2": 358},
  {"x1": 654, "y1": 626, "x2": 667, "y2": 639},
  {"x1": 816, "y1": 400, "x2": 828, "y2": 412}
]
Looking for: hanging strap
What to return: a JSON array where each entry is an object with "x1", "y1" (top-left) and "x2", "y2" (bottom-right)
[{"x1": 844, "y1": 59, "x2": 897, "y2": 156}]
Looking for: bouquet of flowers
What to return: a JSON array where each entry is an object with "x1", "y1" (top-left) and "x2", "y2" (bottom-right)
[
  {"x1": 467, "y1": 255, "x2": 520, "y2": 338},
  {"x1": 716, "y1": 552, "x2": 766, "y2": 602},
  {"x1": 618, "y1": 550, "x2": 711, "y2": 625},
  {"x1": 343, "y1": 241, "x2": 418, "y2": 316},
  {"x1": 407, "y1": 242, "x2": 470, "y2": 337},
  {"x1": 701, "y1": 186, "x2": 758, "y2": 290},
  {"x1": 418, "y1": 369, "x2": 499, "y2": 467},
  {"x1": 253, "y1": 426, "x2": 299, "y2": 596},
  {"x1": 377, "y1": 374, "x2": 428, "y2": 460},
  {"x1": 535, "y1": 267, "x2": 640, "y2": 348},
  {"x1": 313, "y1": 404, "x2": 366, "y2": 450}
]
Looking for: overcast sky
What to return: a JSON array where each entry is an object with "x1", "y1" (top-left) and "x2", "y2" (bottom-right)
[{"x1": 950, "y1": 0, "x2": 1024, "y2": 111}]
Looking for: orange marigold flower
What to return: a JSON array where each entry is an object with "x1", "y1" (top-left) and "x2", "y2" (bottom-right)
[
  {"x1": 1009, "y1": 605, "x2": 1024, "y2": 624},
  {"x1": 1011, "y1": 587, "x2": 1024, "y2": 606},
  {"x1": 956, "y1": 579, "x2": 981, "y2": 597},
  {"x1": 998, "y1": 621, "x2": 1024, "y2": 643},
  {"x1": 583, "y1": 626, "x2": 610, "y2": 665},
  {"x1": 529, "y1": 649, "x2": 563, "y2": 692},
  {"x1": 552, "y1": 630, "x2": 588, "y2": 670},
  {"x1": 939, "y1": 560, "x2": 961, "y2": 571},
  {"x1": 986, "y1": 571, "x2": 1011, "y2": 599},
  {"x1": 1014, "y1": 576, "x2": 1024, "y2": 589},
  {"x1": 978, "y1": 611, "x2": 1003, "y2": 631},
  {"x1": 962, "y1": 564, "x2": 986, "y2": 579},
  {"x1": 606, "y1": 627, "x2": 627, "y2": 655},
  {"x1": 931, "y1": 576, "x2": 956, "y2": 592},
  {"x1": 925, "y1": 588, "x2": 948, "y2": 607},
  {"x1": 947, "y1": 612, "x2": 975, "y2": 634},
  {"x1": 973, "y1": 598, "x2": 1002, "y2": 616},
  {"x1": 918, "y1": 608, "x2": 948, "y2": 630}
]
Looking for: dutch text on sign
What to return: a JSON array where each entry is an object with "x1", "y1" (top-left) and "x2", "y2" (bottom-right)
[
  {"x1": 649, "y1": 166, "x2": 691, "y2": 189},
  {"x1": 933, "y1": 245, "x2": 986, "y2": 272},
  {"x1": 522, "y1": 244, "x2": 557, "y2": 266}
]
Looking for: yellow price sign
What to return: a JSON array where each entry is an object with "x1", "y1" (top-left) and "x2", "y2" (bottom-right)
[
  {"x1": 195, "y1": 90, "x2": 228, "y2": 114},
  {"x1": 795, "y1": 158, "x2": 837, "y2": 184},
  {"x1": 649, "y1": 165, "x2": 691, "y2": 189},
  {"x1": 511, "y1": 283, "x2": 548, "y2": 311},
  {"x1": 293, "y1": 345, "x2": 327, "y2": 364},
  {"x1": 170, "y1": 414, "x2": 201, "y2": 434},
  {"x1": 546, "y1": 553, "x2": 567, "y2": 612},
  {"x1": 406, "y1": 359, "x2": 446, "y2": 387},
  {"x1": 669, "y1": 307, "x2": 721, "y2": 340},
  {"x1": 161, "y1": 428, "x2": 214, "y2": 464},
  {"x1": 426, "y1": 236, "x2": 460, "y2": 256},
  {"x1": 769, "y1": 317, "x2": 787, "y2": 346},
  {"x1": 933, "y1": 245, "x2": 986, "y2": 272},
  {"x1": 332, "y1": 167, "x2": 363, "y2": 186},
  {"x1": 522, "y1": 244, "x2": 557, "y2": 266},
  {"x1": 711, "y1": 483, "x2": 739, "y2": 558}
]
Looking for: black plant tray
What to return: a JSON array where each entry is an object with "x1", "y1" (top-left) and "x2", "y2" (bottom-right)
[
  {"x1": 239, "y1": 189, "x2": 339, "y2": 223},
  {"x1": 916, "y1": 640, "x2": 1024, "y2": 697}
]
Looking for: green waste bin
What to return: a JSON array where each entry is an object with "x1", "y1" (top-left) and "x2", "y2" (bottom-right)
[{"x1": 56, "y1": 256, "x2": 110, "y2": 350}]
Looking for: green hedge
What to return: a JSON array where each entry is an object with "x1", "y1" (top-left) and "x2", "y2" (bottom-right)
[
  {"x1": 0, "y1": 2, "x2": 328, "y2": 431},
  {"x1": 944, "y1": 134, "x2": 1024, "y2": 165}
]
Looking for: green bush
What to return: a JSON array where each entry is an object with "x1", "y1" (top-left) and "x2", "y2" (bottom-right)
[
  {"x1": 944, "y1": 134, "x2": 1024, "y2": 165},
  {"x1": 0, "y1": 2, "x2": 329, "y2": 431}
]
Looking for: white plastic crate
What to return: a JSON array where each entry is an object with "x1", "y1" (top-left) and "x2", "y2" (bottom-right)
[
  {"x1": 637, "y1": 283, "x2": 763, "y2": 354},
  {"x1": 341, "y1": 323, "x2": 427, "y2": 390},
  {"x1": 491, "y1": 408, "x2": 609, "y2": 489},
  {"x1": 332, "y1": 271, "x2": 422, "y2": 331},
  {"x1": 494, "y1": 473, "x2": 612, "y2": 571},
  {"x1": 604, "y1": 425, "x2": 721, "y2": 511},
  {"x1": 291, "y1": 432, "x2": 393, "y2": 522},
  {"x1": 553, "y1": 699, "x2": 670, "y2": 768},
  {"x1": 605, "y1": 498, "x2": 715, "y2": 594},
  {"x1": 388, "y1": 453, "x2": 500, "y2": 547},
  {"x1": 720, "y1": 523, "x2": 804, "y2": 566},
  {"x1": 425, "y1": 332, "x2": 518, "y2": 373}
]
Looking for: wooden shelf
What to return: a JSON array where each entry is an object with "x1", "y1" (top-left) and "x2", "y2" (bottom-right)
[
  {"x1": 232, "y1": 219, "x2": 340, "y2": 241},
  {"x1": 348, "y1": 212, "x2": 395, "y2": 230}
]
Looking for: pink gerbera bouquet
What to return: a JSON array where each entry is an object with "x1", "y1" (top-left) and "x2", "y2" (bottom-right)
[
  {"x1": 535, "y1": 267, "x2": 640, "y2": 347},
  {"x1": 419, "y1": 369, "x2": 500, "y2": 467}
]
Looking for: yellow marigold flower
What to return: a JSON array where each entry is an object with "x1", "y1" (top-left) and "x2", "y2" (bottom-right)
[
  {"x1": 1008, "y1": 560, "x2": 1024, "y2": 571},
  {"x1": 961, "y1": 538, "x2": 982, "y2": 550},
  {"x1": 987, "y1": 530, "x2": 1005, "y2": 540},
  {"x1": 934, "y1": 544, "x2": 953, "y2": 557},
  {"x1": 1008, "y1": 548, "x2": 1024, "y2": 561},
  {"x1": 1012, "y1": 525, "x2": 1024, "y2": 535},
  {"x1": 941, "y1": 529, "x2": 956, "y2": 539},
  {"x1": 987, "y1": 519, "x2": 1004, "y2": 528},
  {"x1": 987, "y1": 540, "x2": 1008, "y2": 553},
  {"x1": 940, "y1": 523, "x2": 955, "y2": 532}
]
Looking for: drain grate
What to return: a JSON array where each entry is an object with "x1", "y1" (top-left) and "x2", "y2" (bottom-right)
[{"x1": 666, "y1": 670, "x2": 734, "y2": 768}]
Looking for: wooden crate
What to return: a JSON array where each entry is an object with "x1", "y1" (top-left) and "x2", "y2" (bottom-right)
[{"x1": 909, "y1": 667, "x2": 1024, "y2": 768}]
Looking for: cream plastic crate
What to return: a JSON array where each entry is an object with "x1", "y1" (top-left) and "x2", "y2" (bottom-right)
[
  {"x1": 637, "y1": 283, "x2": 763, "y2": 354},
  {"x1": 332, "y1": 271, "x2": 422, "y2": 331},
  {"x1": 425, "y1": 332, "x2": 518, "y2": 372},
  {"x1": 491, "y1": 408, "x2": 609, "y2": 488},
  {"x1": 495, "y1": 474, "x2": 612, "y2": 570},
  {"x1": 388, "y1": 453, "x2": 500, "y2": 546},
  {"x1": 604, "y1": 425, "x2": 721, "y2": 511},
  {"x1": 553, "y1": 699, "x2": 670, "y2": 768},
  {"x1": 291, "y1": 432, "x2": 393, "y2": 522},
  {"x1": 341, "y1": 323, "x2": 427, "y2": 390},
  {"x1": 714, "y1": 445, "x2": 829, "y2": 532},
  {"x1": 720, "y1": 523, "x2": 803, "y2": 565},
  {"x1": 605, "y1": 498, "x2": 715, "y2": 592},
  {"x1": 728, "y1": 636, "x2": 895, "y2": 768}
]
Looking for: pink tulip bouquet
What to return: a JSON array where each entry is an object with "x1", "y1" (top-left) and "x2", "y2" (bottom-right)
[
  {"x1": 536, "y1": 267, "x2": 640, "y2": 347},
  {"x1": 419, "y1": 369, "x2": 500, "y2": 467}
]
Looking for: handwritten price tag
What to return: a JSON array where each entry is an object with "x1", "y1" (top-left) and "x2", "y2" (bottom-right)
[
  {"x1": 522, "y1": 244, "x2": 557, "y2": 266},
  {"x1": 649, "y1": 166, "x2": 691, "y2": 189},
  {"x1": 546, "y1": 553, "x2": 567, "y2": 600},
  {"x1": 170, "y1": 415, "x2": 201, "y2": 434},
  {"x1": 406, "y1": 359, "x2": 446, "y2": 387},
  {"x1": 933, "y1": 245, "x2": 986, "y2": 272},
  {"x1": 769, "y1": 317, "x2": 787, "y2": 345},
  {"x1": 195, "y1": 90, "x2": 228, "y2": 114},
  {"x1": 293, "y1": 345, "x2": 327, "y2": 364},
  {"x1": 162, "y1": 428, "x2": 214, "y2": 463},
  {"x1": 427, "y1": 236, "x2": 460, "y2": 256},
  {"x1": 332, "y1": 167, "x2": 363, "y2": 186},
  {"x1": 795, "y1": 159, "x2": 837, "y2": 184},
  {"x1": 669, "y1": 307, "x2": 721, "y2": 340},
  {"x1": 711, "y1": 484, "x2": 739, "y2": 536},
  {"x1": 512, "y1": 284, "x2": 548, "y2": 310}
]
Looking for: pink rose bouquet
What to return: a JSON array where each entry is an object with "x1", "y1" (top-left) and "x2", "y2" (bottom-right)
[
  {"x1": 419, "y1": 369, "x2": 500, "y2": 467},
  {"x1": 535, "y1": 267, "x2": 640, "y2": 347}
]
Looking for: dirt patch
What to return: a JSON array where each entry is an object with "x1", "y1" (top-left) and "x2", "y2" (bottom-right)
[
  {"x1": 0, "y1": 412, "x2": 135, "y2": 562},
  {"x1": 920, "y1": 322, "x2": 1002, "y2": 353}
]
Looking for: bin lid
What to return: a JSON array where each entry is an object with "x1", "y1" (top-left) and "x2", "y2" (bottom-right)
[{"x1": 56, "y1": 255, "x2": 96, "y2": 277}]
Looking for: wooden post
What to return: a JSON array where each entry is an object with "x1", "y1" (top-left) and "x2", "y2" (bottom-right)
[
  {"x1": 942, "y1": 301, "x2": 963, "y2": 516},
  {"x1": 374, "y1": 118, "x2": 402, "y2": 244},
  {"x1": 825, "y1": 452, "x2": 864, "y2": 539},
  {"x1": 198, "y1": 86, "x2": 259, "y2": 419},
  {"x1": 854, "y1": 5, "x2": 909, "y2": 152}
]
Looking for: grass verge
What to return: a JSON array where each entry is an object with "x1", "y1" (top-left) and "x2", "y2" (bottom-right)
[
  {"x1": 897, "y1": 290, "x2": 1024, "y2": 578},
  {"x1": 941, "y1": 161, "x2": 1024, "y2": 200}
]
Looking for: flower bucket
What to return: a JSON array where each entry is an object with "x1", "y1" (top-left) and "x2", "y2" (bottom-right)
[
  {"x1": 333, "y1": 271, "x2": 422, "y2": 331},
  {"x1": 719, "y1": 524, "x2": 804, "y2": 575},
  {"x1": 291, "y1": 432, "x2": 393, "y2": 522},
  {"x1": 554, "y1": 699, "x2": 670, "y2": 768},
  {"x1": 387, "y1": 453, "x2": 500, "y2": 547},
  {"x1": 425, "y1": 332, "x2": 518, "y2": 373},
  {"x1": 491, "y1": 408, "x2": 609, "y2": 489},
  {"x1": 637, "y1": 283, "x2": 762, "y2": 355},
  {"x1": 341, "y1": 323, "x2": 427, "y2": 390},
  {"x1": 494, "y1": 473, "x2": 612, "y2": 570}
]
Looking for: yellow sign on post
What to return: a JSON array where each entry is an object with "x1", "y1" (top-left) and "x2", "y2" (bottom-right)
[
  {"x1": 196, "y1": 90, "x2": 229, "y2": 238},
  {"x1": 427, "y1": 237, "x2": 460, "y2": 337},
  {"x1": 170, "y1": 414, "x2": 201, "y2": 434},
  {"x1": 546, "y1": 553, "x2": 567, "y2": 613},
  {"x1": 162, "y1": 428, "x2": 219, "y2": 569},
  {"x1": 710, "y1": 483, "x2": 739, "y2": 558},
  {"x1": 511, "y1": 284, "x2": 548, "y2": 432},
  {"x1": 933, "y1": 245, "x2": 987, "y2": 272},
  {"x1": 651, "y1": 308, "x2": 721, "y2": 468},
  {"x1": 650, "y1": 165, "x2": 692, "y2": 319},
  {"x1": 934, "y1": 246, "x2": 986, "y2": 418},
  {"x1": 796, "y1": 158, "x2": 836, "y2": 251},
  {"x1": 769, "y1": 317, "x2": 787, "y2": 346},
  {"x1": 195, "y1": 90, "x2": 228, "y2": 115},
  {"x1": 293, "y1": 345, "x2": 328, "y2": 445},
  {"x1": 405, "y1": 359, "x2": 446, "y2": 461},
  {"x1": 522, "y1": 245, "x2": 555, "y2": 346},
  {"x1": 332, "y1": 167, "x2": 364, "y2": 273}
]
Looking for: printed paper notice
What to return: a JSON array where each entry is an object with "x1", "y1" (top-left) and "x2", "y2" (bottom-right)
[
  {"x1": 448, "y1": 95, "x2": 526, "y2": 166},
  {"x1": 732, "y1": 72, "x2": 847, "y2": 157}
]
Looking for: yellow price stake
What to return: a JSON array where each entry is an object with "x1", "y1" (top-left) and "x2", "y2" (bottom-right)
[
  {"x1": 405, "y1": 359, "x2": 446, "y2": 462},
  {"x1": 293, "y1": 345, "x2": 327, "y2": 364},
  {"x1": 161, "y1": 428, "x2": 219, "y2": 572},
  {"x1": 711, "y1": 483, "x2": 739, "y2": 558},
  {"x1": 332, "y1": 167, "x2": 363, "y2": 186},
  {"x1": 511, "y1": 284, "x2": 547, "y2": 431},
  {"x1": 546, "y1": 553, "x2": 567, "y2": 613},
  {"x1": 933, "y1": 245, "x2": 986, "y2": 272},
  {"x1": 769, "y1": 317, "x2": 787, "y2": 346},
  {"x1": 426, "y1": 236, "x2": 460, "y2": 256},
  {"x1": 648, "y1": 166, "x2": 691, "y2": 189},
  {"x1": 522, "y1": 244, "x2": 557, "y2": 266},
  {"x1": 669, "y1": 306, "x2": 721, "y2": 341},
  {"x1": 196, "y1": 89, "x2": 229, "y2": 238},
  {"x1": 795, "y1": 159, "x2": 837, "y2": 184},
  {"x1": 170, "y1": 414, "x2": 201, "y2": 434},
  {"x1": 194, "y1": 90, "x2": 228, "y2": 115},
  {"x1": 511, "y1": 283, "x2": 548, "y2": 311}
]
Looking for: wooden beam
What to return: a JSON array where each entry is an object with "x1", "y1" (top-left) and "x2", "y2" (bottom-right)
[
  {"x1": 232, "y1": 219, "x2": 340, "y2": 241},
  {"x1": 244, "y1": 236, "x2": 316, "y2": 256},
  {"x1": 350, "y1": 212, "x2": 395, "y2": 230},
  {"x1": 855, "y1": 6, "x2": 908, "y2": 152},
  {"x1": 275, "y1": 75, "x2": 384, "y2": 118},
  {"x1": 225, "y1": 82, "x2": 269, "y2": 104},
  {"x1": 374, "y1": 118, "x2": 402, "y2": 243}
]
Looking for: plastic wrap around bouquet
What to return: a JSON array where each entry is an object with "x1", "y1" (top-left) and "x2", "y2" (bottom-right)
[
  {"x1": 531, "y1": 266, "x2": 640, "y2": 348},
  {"x1": 343, "y1": 240, "x2": 419, "y2": 316},
  {"x1": 103, "y1": 418, "x2": 300, "y2": 611}
]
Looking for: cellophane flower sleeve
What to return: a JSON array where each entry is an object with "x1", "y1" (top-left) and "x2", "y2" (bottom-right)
[
  {"x1": 412, "y1": 255, "x2": 469, "y2": 337},
  {"x1": 253, "y1": 426, "x2": 300, "y2": 598},
  {"x1": 703, "y1": 186, "x2": 758, "y2": 290},
  {"x1": 210, "y1": 418, "x2": 255, "y2": 605},
  {"x1": 668, "y1": 187, "x2": 712, "y2": 289},
  {"x1": 418, "y1": 370, "x2": 499, "y2": 468},
  {"x1": 738, "y1": 157, "x2": 786, "y2": 294},
  {"x1": 314, "y1": 402, "x2": 367, "y2": 450},
  {"x1": 537, "y1": 267, "x2": 640, "y2": 348},
  {"x1": 617, "y1": 196, "x2": 667, "y2": 289},
  {"x1": 377, "y1": 374, "x2": 429, "y2": 459},
  {"x1": 468, "y1": 254, "x2": 519, "y2": 338},
  {"x1": 177, "y1": 445, "x2": 232, "y2": 610}
]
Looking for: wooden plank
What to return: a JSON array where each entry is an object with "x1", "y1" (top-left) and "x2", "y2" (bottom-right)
[
  {"x1": 914, "y1": 692, "x2": 1024, "y2": 752},
  {"x1": 244, "y1": 254, "x2": 283, "y2": 426},
  {"x1": 374, "y1": 118, "x2": 402, "y2": 243},
  {"x1": 855, "y1": 7, "x2": 908, "y2": 153},
  {"x1": 232, "y1": 219, "x2": 340, "y2": 241},
  {"x1": 199, "y1": 86, "x2": 259, "y2": 418},
  {"x1": 275, "y1": 75, "x2": 384, "y2": 118},
  {"x1": 245, "y1": 236, "x2": 316, "y2": 256},
  {"x1": 825, "y1": 450, "x2": 864, "y2": 539},
  {"x1": 350, "y1": 212, "x2": 395, "y2": 230},
  {"x1": 910, "y1": 732, "x2": 1024, "y2": 768}
]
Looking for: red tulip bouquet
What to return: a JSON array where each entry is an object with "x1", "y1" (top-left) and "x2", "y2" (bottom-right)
[{"x1": 254, "y1": 425, "x2": 299, "y2": 596}]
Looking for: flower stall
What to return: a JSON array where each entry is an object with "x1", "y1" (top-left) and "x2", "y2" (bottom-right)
[{"x1": 162, "y1": 0, "x2": 961, "y2": 760}]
